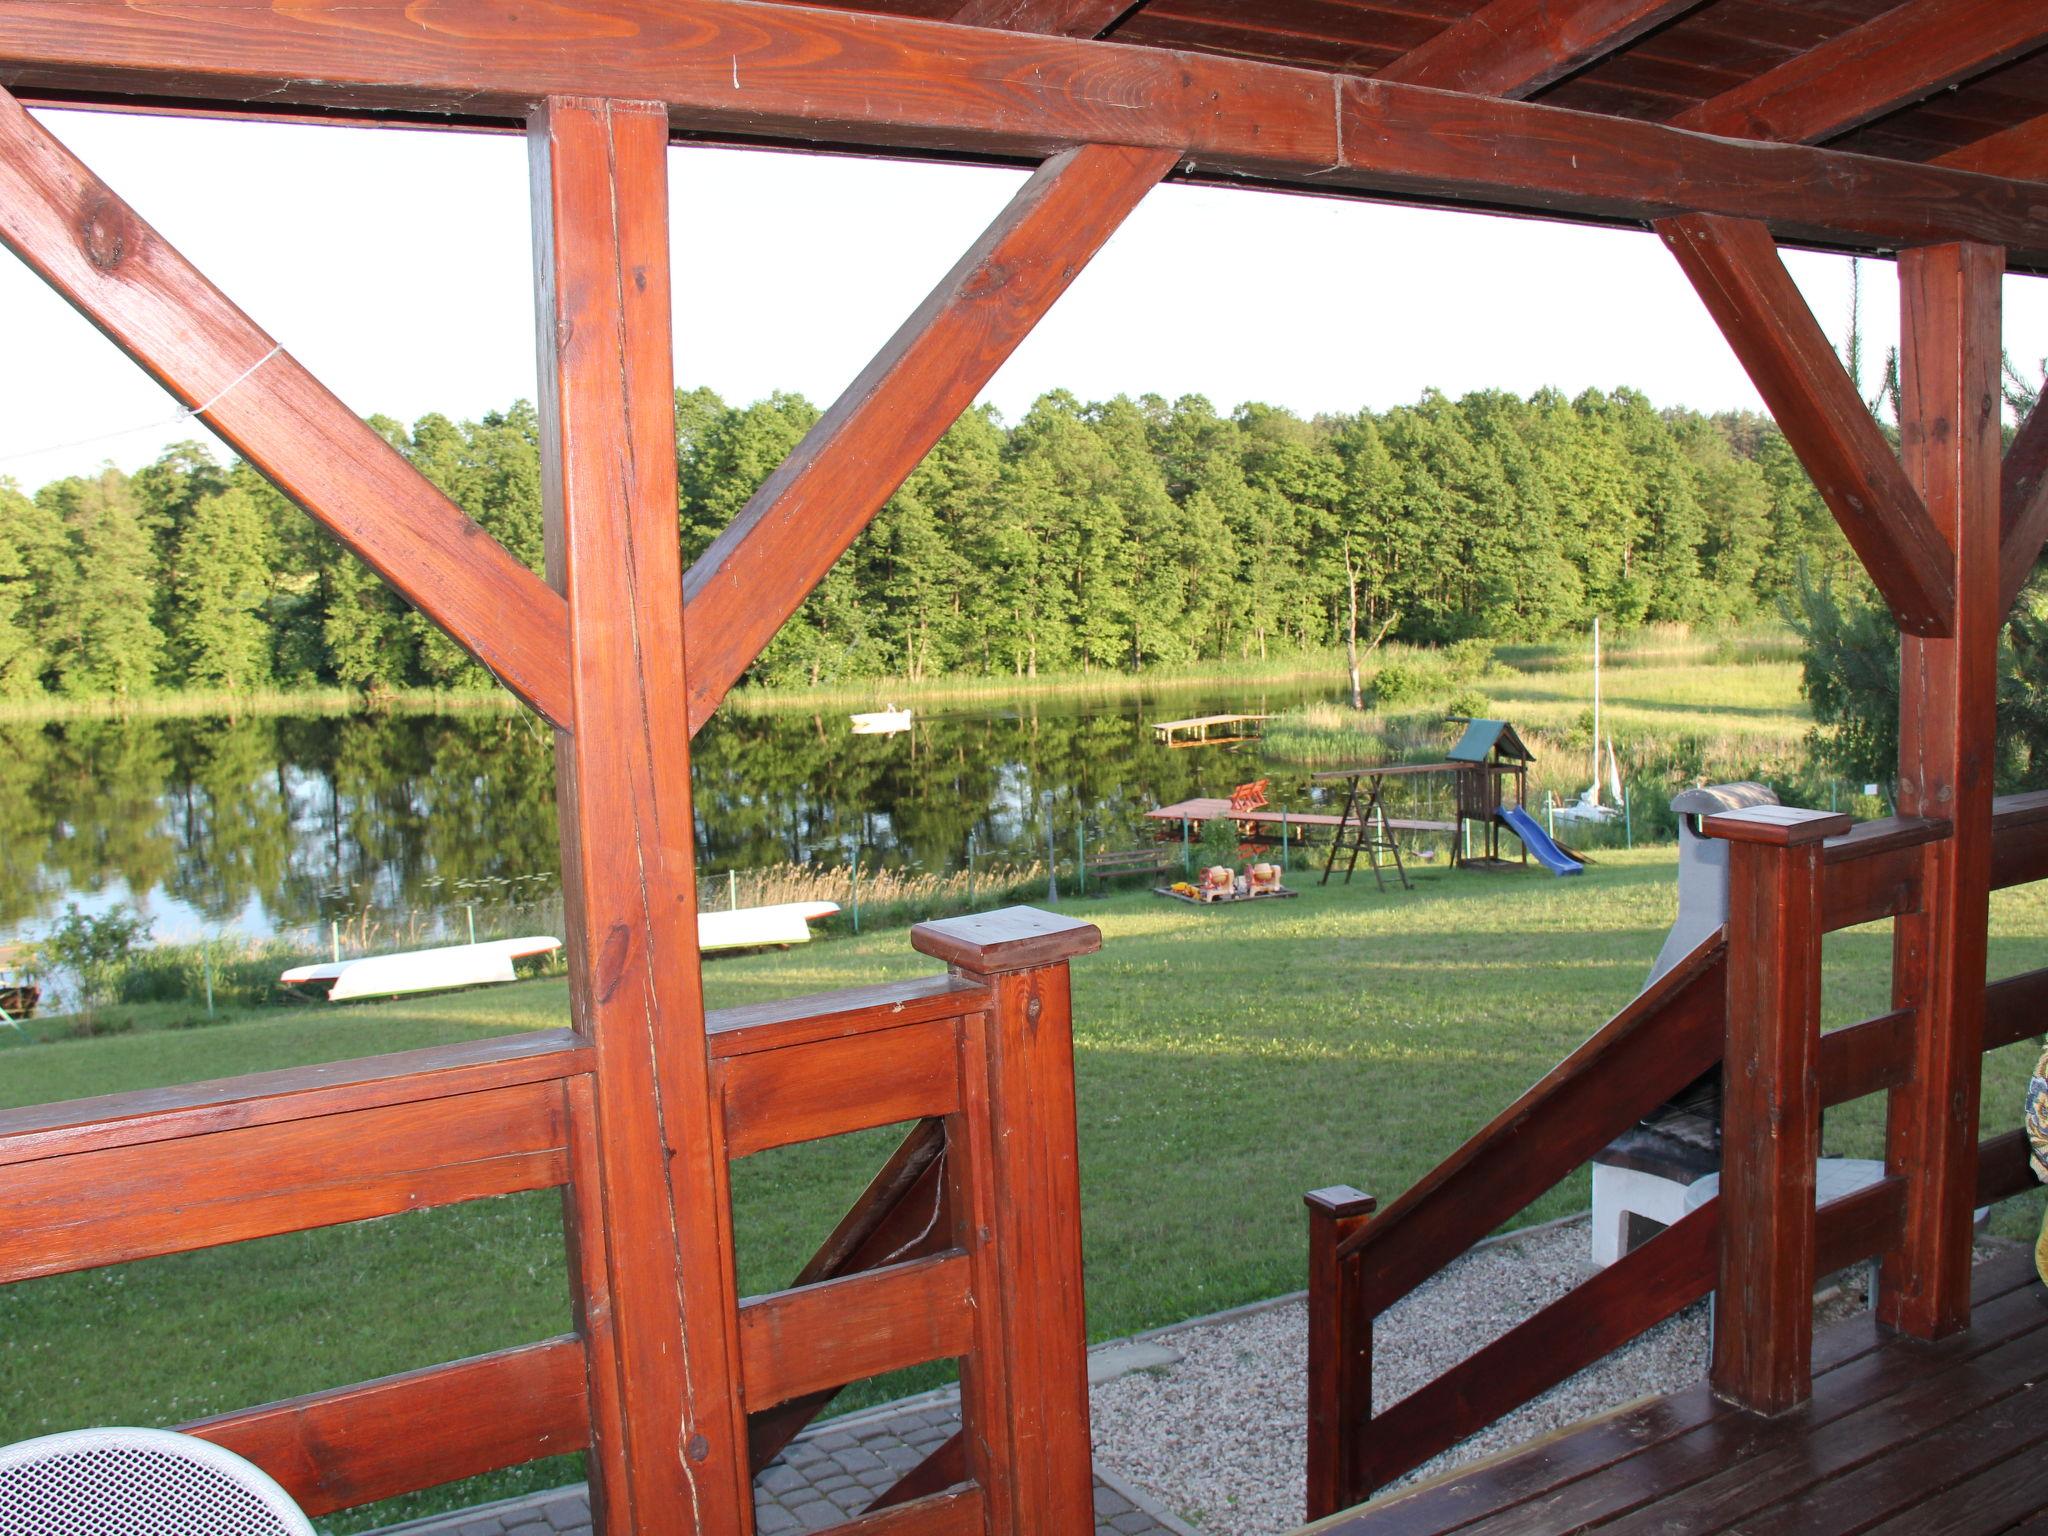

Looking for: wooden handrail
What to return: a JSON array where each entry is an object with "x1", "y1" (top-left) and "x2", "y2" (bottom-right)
[
  {"x1": 708, "y1": 975, "x2": 992, "y2": 1058},
  {"x1": 1993, "y1": 788, "x2": 2048, "y2": 891},
  {"x1": 1985, "y1": 966, "x2": 2048, "y2": 1052},
  {"x1": 1820, "y1": 1008, "x2": 1915, "y2": 1106},
  {"x1": 1339, "y1": 929, "x2": 1726, "y2": 1307}
]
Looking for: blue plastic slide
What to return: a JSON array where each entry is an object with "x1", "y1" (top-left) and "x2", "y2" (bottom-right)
[{"x1": 1496, "y1": 806, "x2": 1585, "y2": 877}]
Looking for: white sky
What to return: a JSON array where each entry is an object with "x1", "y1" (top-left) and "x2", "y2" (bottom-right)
[{"x1": 5, "y1": 106, "x2": 2048, "y2": 492}]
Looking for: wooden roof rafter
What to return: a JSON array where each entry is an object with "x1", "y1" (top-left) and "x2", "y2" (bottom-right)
[
  {"x1": 1373, "y1": 0, "x2": 1709, "y2": 101},
  {"x1": 1671, "y1": 0, "x2": 2048, "y2": 146},
  {"x1": 947, "y1": 0, "x2": 1140, "y2": 37},
  {"x1": 5, "y1": 0, "x2": 2048, "y2": 270}
]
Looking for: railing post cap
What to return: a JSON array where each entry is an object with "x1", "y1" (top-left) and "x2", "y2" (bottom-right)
[
  {"x1": 911, "y1": 905, "x2": 1102, "y2": 975},
  {"x1": 1701, "y1": 805, "x2": 1854, "y2": 847},
  {"x1": 1305, "y1": 1185, "x2": 1377, "y2": 1219}
]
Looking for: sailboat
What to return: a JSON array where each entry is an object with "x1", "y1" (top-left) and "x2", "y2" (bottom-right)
[{"x1": 1554, "y1": 616, "x2": 1624, "y2": 826}]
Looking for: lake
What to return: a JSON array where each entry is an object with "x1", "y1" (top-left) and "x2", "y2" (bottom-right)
[{"x1": 1, "y1": 682, "x2": 1403, "y2": 959}]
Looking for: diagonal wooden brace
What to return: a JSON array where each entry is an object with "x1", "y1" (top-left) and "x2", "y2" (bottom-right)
[
  {"x1": 0, "y1": 86, "x2": 574, "y2": 727},
  {"x1": 2001, "y1": 393, "x2": 2048, "y2": 617},
  {"x1": 680, "y1": 140, "x2": 1176, "y2": 733},
  {"x1": 1659, "y1": 213, "x2": 1955, "y2": 638}
]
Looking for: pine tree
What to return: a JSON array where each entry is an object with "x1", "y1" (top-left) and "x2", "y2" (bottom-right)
[
  {"x1": 46, "y1": 468, "x2": 166, "y2": 699},
  {"x1": 171, "y1": 485, "x2": 274, "y2": 690}
]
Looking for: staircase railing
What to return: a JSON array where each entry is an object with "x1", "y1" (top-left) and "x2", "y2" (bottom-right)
[{"x1": 1305, "y1": 794, "x2": 2048, "y2": 1521}]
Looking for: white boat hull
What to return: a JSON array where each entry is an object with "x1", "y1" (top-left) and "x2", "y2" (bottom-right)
[
  {"x1": 849, "y1": 709, "x2": 912, "y2": 735},
  {"x1": 281, "y1": 936, "x2": 562, "y2": 1001},
  {"x1": 699, "y1": 901, "x2": 840, "y2": 952}
]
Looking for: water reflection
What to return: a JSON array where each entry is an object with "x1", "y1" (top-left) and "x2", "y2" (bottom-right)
[{"x1": 0, "y1": 685, "x2": 1354, "y2": 946}]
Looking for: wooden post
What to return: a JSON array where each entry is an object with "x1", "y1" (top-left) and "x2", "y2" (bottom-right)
[
  {"x1": 532, "y1": 97, "x2": 752, "y2": 1534},
  {"x1": 1883, "y1": 241, "x2": 2003, "y2": 1340},
  {"x1": 1304, "y1": 1184, "x2": 1376, "y2": 1521},
  {"x1": 913, "y1": 907, "x2": 1101, "y2": 1535},
  {"x1": 1702, "y1": 804, "x2": 1849, "y2": 1416}
]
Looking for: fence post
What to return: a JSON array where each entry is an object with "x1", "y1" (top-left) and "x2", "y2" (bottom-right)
[
  {"x1": 1043, "y1": 794, "x2": 1058, "y2": 903},
  {"x1": 913, "y1": 908, "x2": 1102, "y2": 1536},
  {"x1": 1305, "y1": 1184, "x2": 1377, "y2": 1520},
  {"x1": 1701, "y1": 803, "x2": 1847, "y2": 1415}
]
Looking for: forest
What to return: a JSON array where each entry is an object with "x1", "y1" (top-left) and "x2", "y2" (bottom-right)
[{"x1": 0, "y1": 384, "x2": 1875, "y2": 702}]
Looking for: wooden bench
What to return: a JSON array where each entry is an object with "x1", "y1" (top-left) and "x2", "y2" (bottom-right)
[{"x1": 1085, "y1": 848, "x2": 1176, "y2": 891}]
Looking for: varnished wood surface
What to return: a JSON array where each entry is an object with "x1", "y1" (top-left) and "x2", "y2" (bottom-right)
[
  {"x1": 534, "y1": 95, "x2": 751, "y2": 1531},
  {"x1": 1372, "y1": 0, "x2": 1701, "y2": 99},
  {"x1": 813, "y1": 1484, "x2": 985, "y2": 1535},
  {"x1": 739, "y1": 1251, "x2": 974, "y2": 1410},
  {"x1": 1992, "y1": 789, "x2": 2048, "y2": 890},
  {"x1": 0, "y1": 1028, "x2": 587, "y2": 1165},
  {"x1": 720, "y1": 1017, "x2": 960, "y2": 1158},
  {"x1": 184, "y1": 1339, "x2": 588, "y2": 1517},
  {"x1": 2000, "y1": 394, "x2": 2048, "y2": 617},
  {"x1": 707, "y1": 975, "x2": 990, "y2": 1057},
  {"x1": 0, "y1": 86, "x2": 573, "y2": 724},
  {"x1": 1304, "y1": 1246, "x2": 2048, "y2": 1536},
  {"x1": 0, "y1": 1079, "x2": 568, "y2": 1282},
  {"x1": 1885, "y1": 240, "x2": 2004, "y2": 1342},
  {"x1": 682, "y1": 142, "x2": 1170, "y2": 732},
  {"x1": 1659, "y1": 214, "x2": 1953, "y2": 636},
  {"x1": 1342, "y1": 932, "x2": 1725, "y2": 1308},
  {"x1": 911, "y1": 905, "x2": 1103, "y2": 975},
  {"x1": 1819, "y1": 1007, "x2": 1914, "y2": 1107},
  {"x1": 1671, "y1": 1, "x2": 2048, "y2": 146},
  {"x1": 5, "y1": 3, "x2": 2048, "y2": 267}
]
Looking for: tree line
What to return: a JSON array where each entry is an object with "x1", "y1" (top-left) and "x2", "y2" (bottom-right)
[{"x1": 0, "y1": 385, "x2": 1870, "y2": 702}]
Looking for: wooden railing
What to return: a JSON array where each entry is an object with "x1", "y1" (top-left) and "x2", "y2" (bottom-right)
[
  {"x1": 0, "y1": 905, "x2": 1100, "y2": 1536},
  {"x1": 1304, "y1": 794, "x2": 2048, "y2": 1521}
]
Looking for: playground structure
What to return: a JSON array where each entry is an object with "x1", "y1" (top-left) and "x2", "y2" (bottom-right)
[
  {"x1": 3, "y1": 5, "x2": 2046, "y2": 1534},
  {"x1": 1316, "y1": 718, "x2": 1583, "y2": 887}
]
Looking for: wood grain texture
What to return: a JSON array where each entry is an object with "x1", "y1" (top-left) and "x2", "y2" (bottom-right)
[
  {"x1": 2001, "y1": 392, "x2": 2048, "y2": 617},
  {"x1": 949, "y1": 0, "x2": 1134, "y2": 36},
  {"x1": 1938, "y1": 114, "x2": 2048, "y2": 181},
  {"x1": 1660, "y1": 214, "x2": 1954, "y2": 637},
  {"x1": 1984, "y1": 968, "x2": 2048, "y2": 1052},
  {"x1": 0, "y1": 1079, "x2": 568, "y2": 1282},
  {"x1": 738, "y1": 1252, "x2": 973, "y2": 1410},
  {"x1": 1992, "y1": 788, "x2": 2048, "y2": 890},
  {"x1": 0, "y1": 1028, "x2": 587, "y2": 1167},
  {"x1": 1821, "y1": 815, "x2": 1951, "y2": 866},
  {"x1": 1343, "y1": 932, "x2": 1726, "y2": 1310},
  {"x1": 6, "y1": 5, "x2": 2048, "y2": 266},
  {"x1": 1305, "y1": 1186, "x2": 1377, "y2": 1518},
  {"x1": 707, "y1": 975, "x2": 989, "y2": 1058},
  {"x1": 0, "y1": 85, "x2": 572, "y2": 726},
  {"x1": 184, "y1": 1339, "x2": 588, "y2": 1518},
  {"x1": 1714, "y1": 835, "x2": 1825, "y2": 1414},
  {"x1": 560, "y1": 1074, "x2": 632, "y2": 1536},
  {"x1": 1363, "y1": 1199, "x2": 1719, "y2": 1493},
  {"x1": 533, "y1": 95, "x2": 748, "y2": 1534},
  {"x1": 1704, "y1": 805, "x2": 1853, "y2": 846},
  {"x1": 1672, "y1": 0, "x2": 2048, "y2": 145},
  {"x1": 1820, "y1": 1008, "x2": 1915, "y2": 1108},
  {"x1": 681, "y1": 143, "x2": 1170, "y2": 731},
  {"x1": 1974, "y1": 1128, "x2": 2032, "y2": 1206},
  {"x1": 1375, "y1": 0, "x2": 1704, "y2": 100},
  {"x1": 813, "y1": 1485, "x2": 984, "y2": 1536},
  {"x1": 909, "y1": 905, "x2": 1102, "y2": 974},
  {"x1": 748, "y1": 1119, "x2": 952, "y2": 1472},
  {"x1": 1820, "y1": 845, "x2": 1924, "y2": 933},
  {"x1": 720, "y1": 1017, "x2": 960, "y2": 1158},
  {"x1": 1333, "y1": 76, "x2": 2048, "y2": 270},
  {"x1": 949, "y1": 961, "x2": 1094, "y2": 1531},
  {"x1": 1884, "y1": 241, "x2": 2003, "y2": 1343}
]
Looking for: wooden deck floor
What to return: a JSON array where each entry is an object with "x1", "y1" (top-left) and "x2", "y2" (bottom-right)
[{"x1": 1310, "y1": 1246, "x2": 2048, "y2": 1536}]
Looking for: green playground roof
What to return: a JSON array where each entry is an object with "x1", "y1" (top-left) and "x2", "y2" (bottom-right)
[{"x1": 1447, "y1": 718, "x2": 1534, "y2": 765}]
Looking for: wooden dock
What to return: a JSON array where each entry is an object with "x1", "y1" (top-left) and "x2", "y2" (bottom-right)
[{"x1": 1151, "y1": 713, "x2": 1272, "y2": 748}]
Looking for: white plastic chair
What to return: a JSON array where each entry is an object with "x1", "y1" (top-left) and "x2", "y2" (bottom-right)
[{"x1": 0, "y1": 1427, "x2": 315, "y2": 1536}]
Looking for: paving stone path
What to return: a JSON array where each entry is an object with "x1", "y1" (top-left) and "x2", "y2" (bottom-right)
[{"x1": 374, "y1": 1392, "x2": 1192, "y2": 1536}]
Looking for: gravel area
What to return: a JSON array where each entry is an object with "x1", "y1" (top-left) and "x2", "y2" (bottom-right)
[{"x1": 1089, "y1": 1217, "x2": 1711, "y2": 1536}]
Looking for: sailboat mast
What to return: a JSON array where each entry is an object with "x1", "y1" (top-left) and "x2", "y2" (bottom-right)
[{"x1": 1591, "y1": 615, "x2": 1601, "y2": 807}]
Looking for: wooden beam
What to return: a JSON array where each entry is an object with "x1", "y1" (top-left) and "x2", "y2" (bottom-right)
[
  {"x1": 1938, "y1": 114, "x2": 2048, "y2": 181},
  {"x1": 0, "y1": 86, "x2": 573, "y2": 726},
  {"x1": 681, "y1": 142, "x2": 1171, "y2": 731},
  {"x1": 1673, "y1": 0, "x2": 2048, "y2": 145},
  {"x1": 1374, "y1": 0, "x2": 1704, "y2": 100},
  {"x1": 2001, "y1": 393, "x2": 2048, "y2": 615},
  {"x1": 532, "y1": 96, "x2": 749, "y2": 1535},
  {"x1": 1659, "y1": 214, "x2": 1955, "y2": 636},
  {"x1": 949, "y1": 0, "x2": 1134, "y2": 37},
  {"x1": 6, "y1": 3, "x2": 2048, "y2": 268},
  {"x1": 1883, "y1": 240, "x2": 2004, "y2": 1342}
]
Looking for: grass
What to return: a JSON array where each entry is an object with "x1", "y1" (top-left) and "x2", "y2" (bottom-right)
[
  {"x1": 2, "y1": 852, "x2": 2044, "y2": 1529},
  {"x1": 0, "y1": 686, "x2": 523, "y2": 724}
]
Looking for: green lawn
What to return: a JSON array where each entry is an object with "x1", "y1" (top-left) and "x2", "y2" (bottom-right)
[{"x1": 3, "y1": 853, "x2": 2043, "y2": 1529}]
